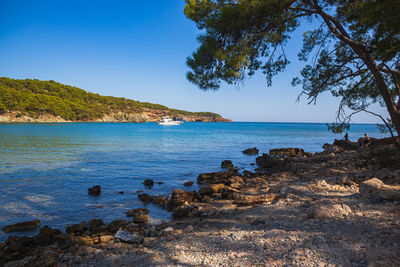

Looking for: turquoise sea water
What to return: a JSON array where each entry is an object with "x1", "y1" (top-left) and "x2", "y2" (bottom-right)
[{"x1": 0, "y1": 122, "x2": 389, "y2": 240}]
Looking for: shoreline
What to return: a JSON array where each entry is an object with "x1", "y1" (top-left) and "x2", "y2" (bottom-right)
[{"x1": 1, "y1": 138, "x2": 400, "y2": 266}]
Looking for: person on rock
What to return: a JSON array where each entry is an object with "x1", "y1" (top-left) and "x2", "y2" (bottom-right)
[
  {"x1": 344, "y1": 133, "x2": 349, "y2": 142},
  {"x1": 363, "y1": 133, "x2": 371, "y2": 147}
]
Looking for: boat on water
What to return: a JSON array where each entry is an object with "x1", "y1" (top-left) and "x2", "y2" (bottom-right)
[{"x1": 157, "y1": 117, "x2": 183, "y2": 126}]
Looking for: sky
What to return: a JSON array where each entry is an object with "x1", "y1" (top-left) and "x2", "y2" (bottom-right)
[{"x1": 0, "y1": 0, "x2": 389, "y2": 123}]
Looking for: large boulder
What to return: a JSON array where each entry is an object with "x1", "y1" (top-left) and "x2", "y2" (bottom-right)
[
  {"x1": 359, "y1": 178, "x2": 384, "y2": 198},
  {"x1": 125, "y1": 208, "x2": 149, "y2": 217},
  {"x1": 35, "y1": 226, "x2": 62, "y2": 245},
  {"x1": 2, "y1": 220, "x2": 40, "y2": 233},
  {"x1": 377, "y1": 184, "x2": 400, "y2": 200},
  {"x1": 242, "y1": 147, "x2": 259, "y2": 155}
]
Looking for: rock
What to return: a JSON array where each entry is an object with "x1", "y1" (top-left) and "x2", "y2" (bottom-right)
[
  {"x1": 199, "y1": 184, "x2": 227, "y2": 195},
  {"x1": 269, "y1": 148, "x2": 305, "y2": 157},
  {"x1": 221, "y1": 160, "x2": 234, "y2": 169},
  {"x1": 66, "y1": 221, "x2": 87, "y2": 234},
  {"x1": 305, "y1": 152, "x2": 313, "y2": 157},
  {"x1": 341, "y1": 175, "x2": 356, "y2": 186},
  {"x1": 138, "y1": 193, "x2": 153, "y2": 204},
  {"x1": 197, "y1": 170, "x2": 242, "y2": 186},
  {"x1": 107, "y1": 220, "x2": 127, "y2": 234},
  {"x1": 367, "y1": 248, "x2": 400, "y2": 267},
  {"x1": 125, "y1": 208, "x2": 149, "y2": 217},
  {"x1": 172, "y1": 205, "x2": 194, "y2": 218},
  {"x1": 72, "y1": 236, "x2": 98, "y2": 246},
  {"x1": 184, "y1": 225, "x2": 194, "y2": 232},
  {"x1": 256, "y1": 153, "x2": 286, "y2": 169},
  {"x1": 183, "y1": 181, "x2": 194, "y2": 186},
  {"x1": 88, "y1": 219, "x2": 106, "y2": 233},
  {"x1": 309, "y1": 204, "x2": 352, "y2": 219},
  {"x1": 36, "y1": 226, "x2": 61, "y2": 244},
  {"x1": 88, "y1": 185, "x2": 101, "y2": 196},
  {"x1": 359, "y1": 178, "x2": 384, "y2": 198},
  {"x1": 233, "y1": 193, "x2": 278, "y2": 206},
  {"x1": 378, "y1": 184, "x2": 400, "y2": 200},
  {"x1": 221, "y1": 187, "x2": 240, "y2": 200},
  {"x1": 242, "y1": 147, "x2": 259, "y2": 155},
  {"x1": 151, "y1": 195, "x2": 168, "y2": 206},
  {"x1": 167, "y1": 189, "x2": 202, "y2": 211},
  {"x1": 133, "y1": 214, "x2": 149, "y2": 224},
  {"x1": 114, "y1": 230, "x2": 143, "y2": 243},
  {"x1": 99, "y1": 235, "x2": 114, "y2": 243},
  {"x1": 118, "y1": 191, "x2": 124, "y2": 194},
  {"x1": 143, "y1": 179, "x2": 154, "y2": 187},
  {"x1": 333, "y1": 139, "x2": 359, "y2": 150},
  {"x1": 5, "y1": 236, "x2": 36, "y2": 252},
  {"x1": 142, "y1": 237, "x2": 157, "y2": 246},
  {"x1": 2, "y1": 220, "x2": 40, "y2": 233}
]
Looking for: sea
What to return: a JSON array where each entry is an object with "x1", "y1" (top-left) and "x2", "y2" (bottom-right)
[{"x1": 0, "y1": 122, "x2": 389, "y2": 241}]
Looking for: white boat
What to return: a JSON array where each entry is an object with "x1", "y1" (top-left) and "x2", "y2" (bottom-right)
[{"x1": 157, "y1": 117, "x2": 183, "y2": 126}]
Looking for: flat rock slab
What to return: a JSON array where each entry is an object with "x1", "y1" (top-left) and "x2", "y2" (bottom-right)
[{"x1": 2, "y1": 220, "x2": 40, "y2": 233}]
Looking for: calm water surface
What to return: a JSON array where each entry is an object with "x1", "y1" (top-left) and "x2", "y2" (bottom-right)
[{"x1": 0, "y1": 122, "x2": 389, "y2": 240}]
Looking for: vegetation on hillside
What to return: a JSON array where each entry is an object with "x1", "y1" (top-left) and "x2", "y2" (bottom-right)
[{"x1": 0, "y1": 77, "x2": 222, "y2": 120}]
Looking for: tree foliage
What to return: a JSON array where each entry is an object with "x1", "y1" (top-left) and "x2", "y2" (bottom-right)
[
  {"x1": 0, "y1": 77, "x2": 222, "y2": 120},
  {"x1": 185, "y1": 0, "x2": 400, "y2": 136}
]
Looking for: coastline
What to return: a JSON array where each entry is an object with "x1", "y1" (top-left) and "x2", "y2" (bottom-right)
[{"x1": 1, "y1": 138, "x2": 399, "y2": 266}]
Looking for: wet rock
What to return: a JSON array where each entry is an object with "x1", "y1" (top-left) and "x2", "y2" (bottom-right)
[
  {"x1": 167, "y1": 189, "x2": 202, "y2": 210},
  {"x1": 36, "y1": 226, "x2": 62, "y2": 245},
  {"x1": 143, "y1": 179, "x2": 154, "y2": 187},
  {"x1": 138, "y1": 193, "x2": 153, "y2": 204},
  {"x1": 309, "y1": 204, "x2": 352, "y2": 219},
  {"x1": 5, "y1": 236, "x2": 36, "y2": 252},
  {"x1": 269, "y1": 148, "x2": 305, "y2": 157},
  {"x1": 133, "y1": 214, "x2": 149, "y2": 224},
  {"x1": 88, "y1": 219, "x2": 106, "y2": 233},
  {"x1": 55, "y1": 233, "x2": 75, "y2": 249},
  {"x1": 65, "y1": 221, "x2": 87, "y2": 234},
  {"x1": 2, "y1": 220, "x2": 40, "y2": 233},
  {"x1": 359, "y1": 178, "x2": 384, "y2": 198},
  {"x1": 125, "y1": 208, "x2": 149, "y2": 217},
  {"x1": 221, "y1": 160, "x2": 234, "y2": 169},
  {"x1": 151, "y1": 195, "x2": 168, "y2": 206},
  {"x1": 88, "y1": 185, "x2": 101, "y2": 196},
  {"x1": 107, "y1": 220, "x2": 127, "y2": 234},
  {"x1": 114, "y1": 230, "x2": 143, "y2": 243},
  {"x1": 199, "y1": 184, "x2": 227, "y2": 195},
  {"x1": 183, "y1": 181, "x2": 194, "y2": 186},
  {"x1": 197, "y1": 170, "x2": 242, "y2": 185},
  {"x1": 118, "y1": 191, "x2": 124, "y2": 194},
  {"x1": 173, "y1": 205, "x2": 194, "y2": 218},
  {"x1": 256, "y1": 154, "x2": 286, "y2": 169},
  {"x1": 242, "y1": 147, "x2": 259, "y2": 155}
]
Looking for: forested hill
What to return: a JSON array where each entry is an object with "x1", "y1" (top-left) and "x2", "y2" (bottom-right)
[{"x1": 0, "y1": 78, "x2": 230, "y2": 122}]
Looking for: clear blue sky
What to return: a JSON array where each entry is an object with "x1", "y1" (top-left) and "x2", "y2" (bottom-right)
[{"x1": 0, "y1": 0, "x2": 388, "y2": 123}]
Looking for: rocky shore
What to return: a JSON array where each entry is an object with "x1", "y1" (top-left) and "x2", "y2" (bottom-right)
[
  {"x1": 0, "y1": 111, "x2": 231, "y2": 123},
  {"x1": 1, "y1": 138, "x2": 400, "y2": 266}
]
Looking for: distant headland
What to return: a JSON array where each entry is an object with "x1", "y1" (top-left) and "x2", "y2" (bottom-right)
[{"x1": 0, "y1": 77, "x2": 231, "y2": 123}]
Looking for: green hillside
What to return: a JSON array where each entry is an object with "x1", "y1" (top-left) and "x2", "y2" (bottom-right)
[{"x1": 0, "y1": 77, "x2": 223, "y2": 121}]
